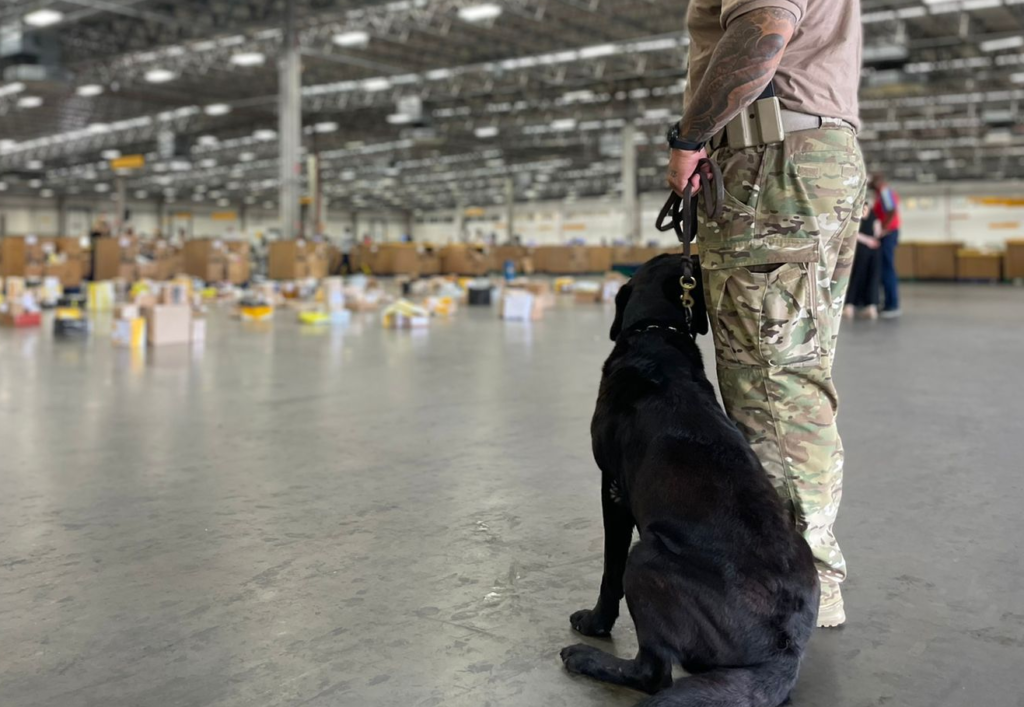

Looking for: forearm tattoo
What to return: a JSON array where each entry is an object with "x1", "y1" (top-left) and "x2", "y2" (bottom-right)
[{"x1": 679, "y1": 8, "x2": 797, "y2": 144}]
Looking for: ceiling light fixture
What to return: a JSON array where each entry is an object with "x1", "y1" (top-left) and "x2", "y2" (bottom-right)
[
  {"x1": 95, "y1": 183, "x2": 110, "y2": 193},
  {"x1": 314, "y1": 121, "x2": 338, "y2": 133},
  {"x1": 76, "y1": 84, "x2": 104, "y2": 97},
  {"x1": 27, "y1": 159, "x2": 43, "y2": 170},
  {"x1": 135, "y1": 190, "x2": 148, "y2": 199},
  {"x1": 980, "y1": 36, "x2": 1024, "y2": 53},
  {"x1": 332, "y1": 30, "x2": 370, "y2": 47},
  {"x1": 102, "y1": 149, "x2": 121, "y2": 160},
  {"x1": 474, "y1": 126, "x2": 499, "y2": 138},
  {"x1": 144, "y1": 68, "x2": 177, "y2": 83},
  {"x1": 386, "y1": 113, "x2": 412, "y2": 124},
  {"x1": 24, "y1": 8, "x2": 64, "y2": 27},
  {"x1": 0, "y1": 82, "x2": 26, "y2": 98},
  {"x1": 230, "y1": 52, "x2": 265, "y2": 67},
  {"x1": 28, "y1": 179, "x2": 42, "y2": 188},
  {"x1": 253, "y1": 129, "x2": 277, "y2": 140},
  {"x1": 362, "y1": 77, "x2": 392, "y2": 92},
  {"x1": 17, "y1": 96, "x2": 43, "y2": 109},
  {"x1": 458, "y1": 3, "x2": 503, "y2": 22},
  {"x1": 205, "y1": 103, "x2": 232, "y2": 116},
  {"x1": 239, "y1": 152, "x2": 256, "y2": 162}
]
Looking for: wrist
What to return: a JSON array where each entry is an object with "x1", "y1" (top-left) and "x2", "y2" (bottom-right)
[{"x1": 666, "y1": 122, "x2": 705, "y2": 152}]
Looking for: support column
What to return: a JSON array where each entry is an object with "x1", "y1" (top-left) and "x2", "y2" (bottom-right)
[
  {"x1": 57, "y1": 195, "x2": 68, "y2": 236},
  {"x1": 279, "y1": 0, "x2": 302, "y2": 240},
  {"x1": 114, "y1": 177, "x2": 127, "y2": 235},
  {"x1": 621, "y1": 123, "x2": 640, "y2": 244},
  {"x1": 504, "y1": 177, "x2": 514, "y2": 245},
  {"x1": 156, "y1": 198, "x2": 167, "y2": 238},
  {"x1": 454, "y1": 202, "x2": 466, "y2": 243}
]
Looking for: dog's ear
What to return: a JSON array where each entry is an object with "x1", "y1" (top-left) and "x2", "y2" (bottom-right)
[
  {"x1": 609, "y1": 283, "x2": 633, "y2": 341},
  {"x1": 689, "y1": 256, "x2": 709, "y2": 337}
]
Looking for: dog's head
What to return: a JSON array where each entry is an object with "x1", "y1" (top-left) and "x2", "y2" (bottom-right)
[{"x1": 610, "y1": 254, "x2": 709, "y2": 341}]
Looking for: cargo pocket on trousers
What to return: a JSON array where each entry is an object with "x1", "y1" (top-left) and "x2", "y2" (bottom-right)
[{"x1": 707, "y1": 261, "x2": 820, "y2": 369}]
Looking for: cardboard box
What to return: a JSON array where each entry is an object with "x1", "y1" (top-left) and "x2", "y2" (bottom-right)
[
  {"x1": 500, "y1": 290, "x2": 543, "y2": 321},
  {"x1": 419, "y1": 253, "x2": 442, "y2": 276},
  {"x1": 1, "y1": 237, "x2": 27, "y2": 277},
  {"x1": 268, "y1": 240, "x2": 330, "y2": 280},
  {"x1": 118, "y1": 263, "x2": 137, "y2": 282},
  {"x1": 587, "y1": 247, "x2": 613, "y2": 273},
  {"x1": 227, "y1": 259, "x2": 250, "y2": 285},
  {"x1": 574, "y1": 282, "x2": 602, "y2": 303},
  {"x1": 894, "y1": 243, "x2": 916, "y2": 280},
  {"x1": 4, "y1": 275, "x2": 26, "y2": 302},
  {"x1": 146, "y1": 304, "x2": 192, "y2": 346},
  {"x1": 1005, "y1": 240, "x2": 1024, "y2": 280},
  {"x1": 957, "y1": 250, "x2": 1003, "y2": 281},
  {"x1": 914, "y1": 243, "x2": 960, "y2": 280},
  {"x1": 93, "y1": 238, "x2": 121, "y2": 280},
  {"x1": 440, "y1": 246, "x2": 492, "y2": 275},
  {"x1": 115, "y1": 303, "x2": 140, "y2": 320},
  {"x1": 185, "y1": 239, "x2": 229, "y2": 282}
]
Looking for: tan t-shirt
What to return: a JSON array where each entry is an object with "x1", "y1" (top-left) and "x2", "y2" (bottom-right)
[{"x1": 684, "y1": 0, "x2": 861, "y2": 131}]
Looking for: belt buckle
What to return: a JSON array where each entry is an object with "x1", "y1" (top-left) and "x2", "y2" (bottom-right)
[{"x1": 820, "y1": 116, "x2": 842, "y2": 129}]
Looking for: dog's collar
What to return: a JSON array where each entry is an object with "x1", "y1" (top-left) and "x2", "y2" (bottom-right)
[{"x1": 629, "y1": 323, "x2": 683, "y2": 336}]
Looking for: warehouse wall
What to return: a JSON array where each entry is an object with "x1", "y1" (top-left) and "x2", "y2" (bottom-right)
[
  {"x1": 0, "y1": 197, "x2": 410, "y2": 244},
  {"x1": 4, "y1": 181, "x2": 1023, "y2": 248},
  {"x1": 414, "y1": 182, "x2": 1024, "y2": 249}
]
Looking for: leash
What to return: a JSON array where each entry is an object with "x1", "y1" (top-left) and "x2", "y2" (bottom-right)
[{"x1": 655, "y1": 158, "x2": 723, "y2": 334}]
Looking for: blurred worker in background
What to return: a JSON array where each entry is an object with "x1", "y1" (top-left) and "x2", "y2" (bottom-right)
[
  {"x1": 665, "y1": 0, "x2": 865, "y2": 627},
  {"x1": 871, "y1": 173, "x2": 902, "y2": 318},
  {"x1": 844, "y1": 202, "x2": 882, "y2": 320}
]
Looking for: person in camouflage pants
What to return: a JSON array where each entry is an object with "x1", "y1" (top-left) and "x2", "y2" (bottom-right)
[{"x1": 697, "y1": 127, "x2": 867, "y2": 627}]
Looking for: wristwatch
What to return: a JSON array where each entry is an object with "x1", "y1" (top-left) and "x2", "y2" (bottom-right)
[{"x1": 666, "y1": 122, "x2": 704, "y2": 152}]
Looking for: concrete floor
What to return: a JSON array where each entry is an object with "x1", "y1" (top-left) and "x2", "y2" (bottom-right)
[{"x1": 1, "y1": 283, "x2": 1023, "y2": 707}]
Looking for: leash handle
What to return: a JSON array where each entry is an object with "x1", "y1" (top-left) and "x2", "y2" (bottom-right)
[{"x1": 654, "y1": 157, "x2": 723, "y2": 335}]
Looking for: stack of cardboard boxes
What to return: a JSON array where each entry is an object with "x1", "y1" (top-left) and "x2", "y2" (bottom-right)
[
  {"x1": 0, "y1": 276, "x2": 42, "y2": 327},
  {"x1": 439, "y1": 245, "x2": 492, "y2": 276},
  {"x1": 112, "y1": 278, "x2": 200, "y2": 348},
  {"x1": 269, "y1": 240, "x2": 329, "y2": 280}
]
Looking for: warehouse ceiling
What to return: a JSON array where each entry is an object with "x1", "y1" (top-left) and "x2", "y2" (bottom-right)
[{"x1": 1, "y1": 0, "x2": 1024, "y2": 212}]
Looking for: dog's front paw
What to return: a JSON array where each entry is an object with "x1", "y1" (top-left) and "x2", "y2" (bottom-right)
[
  {"x1": 560, "y1": 643, "x2": 601, "y2": 674},
  {"x1": 570, "y1": 608, "x2": 613, "y2": 637}
]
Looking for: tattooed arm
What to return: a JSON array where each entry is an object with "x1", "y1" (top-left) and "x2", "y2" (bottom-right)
[{"x1": 666, "y1": 7, "x2": 797, "y2": 194}]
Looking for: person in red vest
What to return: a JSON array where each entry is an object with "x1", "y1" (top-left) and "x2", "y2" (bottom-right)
[{"x1": 871, "y1": 173, "x2": 901, "y2": 318}]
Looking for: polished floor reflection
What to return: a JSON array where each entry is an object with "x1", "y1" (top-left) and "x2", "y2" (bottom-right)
[{"x1": 1, "y1": 283, "x2": 1022, "y2": 707}]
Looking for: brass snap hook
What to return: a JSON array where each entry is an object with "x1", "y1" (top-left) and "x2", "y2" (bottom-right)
[{"x1": 679, "y1": 275, "x2": 697, "y2": 309}]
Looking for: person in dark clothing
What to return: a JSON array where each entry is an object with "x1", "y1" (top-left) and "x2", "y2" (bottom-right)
[
  {"x1": 870, "y1": 173, "x2": 901, "y2": 317},
  {"x1": 844, "y1": 202, "x2": 882, "y2": 320}
]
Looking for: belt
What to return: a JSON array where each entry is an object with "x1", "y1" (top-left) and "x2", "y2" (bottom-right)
[{"x1": 710, "y1": 110, "x2": 856, "y2": 150}]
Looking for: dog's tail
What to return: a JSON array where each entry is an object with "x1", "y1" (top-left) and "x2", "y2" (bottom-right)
[{"x1": 634, "y1": 656, "x2": 799, "y2": 707}]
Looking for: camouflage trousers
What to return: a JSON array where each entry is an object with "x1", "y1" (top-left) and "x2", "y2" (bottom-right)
[{"x1": 698, "y1": 127, "x2": 867, "y2": 590}]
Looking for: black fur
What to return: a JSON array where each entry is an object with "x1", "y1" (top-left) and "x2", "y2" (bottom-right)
[{"x1": 561, "y1": 254, "x2": 819, "y2": 707}]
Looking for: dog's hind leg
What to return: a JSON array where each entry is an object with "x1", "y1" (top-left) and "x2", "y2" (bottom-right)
[
  {"x1": 569, "y1": 478, "x2": 634, "y2": 637},
  {"x1": 560, "y1": 645, "x2": 672, "y2": 695}
]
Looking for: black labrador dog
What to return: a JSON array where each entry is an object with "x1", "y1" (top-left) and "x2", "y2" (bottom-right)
[{"x1": 560, "y1": 254, "x2": 819, "y2": 707}]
